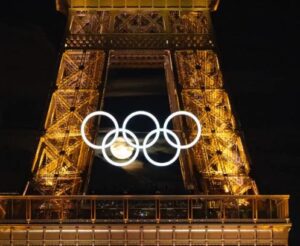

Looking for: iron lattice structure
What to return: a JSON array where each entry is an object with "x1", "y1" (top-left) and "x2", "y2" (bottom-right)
[
  {"x1": 175, "y1": 50, "x2": 257, "y2": 195},
  {"x1": 27, "y1": 0, "x2": 258, "y2": 196},
  {"x1": 0, "y1": 1, "x2": 291, "y2": 245},
  {"x1": 29, "y1": 50, "x2": 105, "y2": 195}
]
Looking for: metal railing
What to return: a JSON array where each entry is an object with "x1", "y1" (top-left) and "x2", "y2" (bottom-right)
[
  {"x1": 68, "y1": 0, "x2": 219, "y2": 11},
  {"x1": 0, "y1": 195, "x2": 289, "y2": 224}
]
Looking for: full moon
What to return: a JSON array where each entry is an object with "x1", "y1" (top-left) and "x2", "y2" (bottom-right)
[{"x1": 110, "y1": 137, "x2": 135, "y2": 160}]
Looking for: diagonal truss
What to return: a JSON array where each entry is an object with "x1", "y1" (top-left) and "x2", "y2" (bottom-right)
[
  {"x1": 28, "y1": 50, "x2": 105, "y2": 195},
  {"x1": 27, "y1": 8, "x2": 258, "y2": 196},
  {"x1": 175, "y1": 50, "x2": 258, "y2": 195}
]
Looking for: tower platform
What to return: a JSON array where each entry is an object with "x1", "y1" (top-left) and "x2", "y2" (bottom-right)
[{"x1": 0, "y1": 195, "x2": 290, "y2": 245}]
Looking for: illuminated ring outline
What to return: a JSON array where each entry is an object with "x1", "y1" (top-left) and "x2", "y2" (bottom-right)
[
  {"x1": 81, "y1": 111, "x2": 119, "y2": 150},
  {"x1": 122, "y1": 111, "x2": 160, "y2": 149},
  {"x1": 102, "y1": 128, "x2": 139, "y2": 167},
  {"x1": 163, "y1": 111, "x2": 202, "y2": 149},
  {"x1": 143, "y1": 129, "x2": 181, "y2": 167},
  {"x1": 81, "y1": 110, "x2": 202, "y2": 166}
]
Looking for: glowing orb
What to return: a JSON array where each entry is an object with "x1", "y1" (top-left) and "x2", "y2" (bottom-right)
[{"x1": 110, "y1": 137, "x2": 135, "y2": 160}]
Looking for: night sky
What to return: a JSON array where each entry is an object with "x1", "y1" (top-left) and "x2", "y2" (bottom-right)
[{"x1": 0, "y1": 0, "x2": 298, "y2": 244}]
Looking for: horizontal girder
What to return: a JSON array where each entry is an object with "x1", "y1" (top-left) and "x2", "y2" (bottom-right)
[{"x1": 57, "y1": 0, "x2": 220, "y2": 12}]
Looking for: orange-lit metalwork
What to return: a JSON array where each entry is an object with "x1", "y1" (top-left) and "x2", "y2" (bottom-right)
[
  {"x1": 28, "y1": 1, "x2": 257, "y2": 197},
  {"x1": 57, "y1": 0, "x2": 220, "y2": 12},
  {"x1": 0, "y1": 194, "x2": 290, "y2": 223},
  {"x1": 28, "y1": 50, "x2": 105, "y2": 195},
  {"x1": 0, "y1": 0, "x2": 291, "y2": 245},
  {"x1": 0, "y1": 195, "x2": 290, "y2": 245},
  {"x1": 175, "y1": 50, "x2": 258, "y2": 195}
]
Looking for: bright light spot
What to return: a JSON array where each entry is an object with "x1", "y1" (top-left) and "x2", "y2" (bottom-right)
[
  {"x1": 224, "y1": 185, "x2": 229, "y2": 193},
  {"x1": 110, "y1": 137, "x2": 134, "y2": 160}
]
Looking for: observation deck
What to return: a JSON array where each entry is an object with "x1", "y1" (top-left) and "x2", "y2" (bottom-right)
[{"x1": 0, "y1": 195, "x2": 291, "y2": 245}]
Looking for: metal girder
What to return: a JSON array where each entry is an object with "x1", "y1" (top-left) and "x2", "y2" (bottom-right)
[
  {"x1": 65, "y1": 10, "x2": 214, "y2": 50},
  {"x1": 28, "y1": 7, "x2": 258, "y2": 197},
  {"x1": 175, "y1": 50, "x2": 258, "y2": 195},
  {"x1": 65, "y1": 33, "x2": 214, "y2": 50},
  {"x1": 28, "y1": 50, "x2": 105, "y2": 195},
  {"x1": 2, "y1": 2, "x2": 290, "y2": 244},
  {"x1": 0, "y1": 224, "x2": 290, "y2": 245},
  {"x1": 56, "y1": 0, "x2": 220, "y2": 13}
]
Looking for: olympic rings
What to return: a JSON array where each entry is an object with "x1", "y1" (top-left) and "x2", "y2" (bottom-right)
[{"x1": 81, "y1": 110, "x2": 202, "y2": 167}]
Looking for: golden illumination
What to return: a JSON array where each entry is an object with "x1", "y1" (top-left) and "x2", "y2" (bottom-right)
[
  {"x1": 29, "y1": 50, "x2": 105, "y2": 195},
  {"x1": 56, "y1": 0, "x2": 219, "y2": 12},
  {"x1": 175, "y1": 50, "x2": 258, "y2": 195},
  {"x1": 28, "y1": 3, "x2": 257, "y2": 196}
]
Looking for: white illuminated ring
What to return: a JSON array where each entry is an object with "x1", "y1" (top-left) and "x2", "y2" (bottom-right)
[
  {"x1": 81, "y1": 111, "x2": 119, "y2": 150},
  {"x1": 102, "y1": 129, "x2": 139, "y2": 167},
  {"x1": 81, "y1": 110, "x2": 202, "y2": 167},
  {"x1": 122, "y1": 111, "x2": 160, "y2": 149},
  {"x1": 163, "y1": 111, "x2": 201, "y2": 149},
  {"x1": 143, "y1": 129, "x2": 181, "y2": 167}
]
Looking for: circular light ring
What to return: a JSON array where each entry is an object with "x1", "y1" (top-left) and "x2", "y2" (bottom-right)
[
  {"x1": 163, "y1": 111, "x2": 202, "y2": 149},
  {"x1": 81, "y1": 111, "x2": 119, "y2": 150},
  {"x1": 102, "y1": 129, "x2": 139, "y2": 167},
  {"x1": 122, "y1": 111, "x2": 160, "y2": 149},
  {"x1": 142, "y1": 129, "x2": 181, "y2": 167},
  {"x1": 81, "y1": 110, "x2": 202, "y2": 167}
]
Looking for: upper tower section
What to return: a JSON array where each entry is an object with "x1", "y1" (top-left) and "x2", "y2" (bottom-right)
[{"x1": 58, "y1": 0, "x2": 220, "y2": 50}]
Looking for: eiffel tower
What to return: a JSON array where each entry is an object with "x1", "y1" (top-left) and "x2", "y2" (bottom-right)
[{"x1": 0, "y1": 0, "x2": 291, "y2": 245}]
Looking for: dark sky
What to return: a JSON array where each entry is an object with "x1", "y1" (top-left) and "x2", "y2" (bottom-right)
[{"x1": 0, "y1": 0, "x2": 298, "y2": 244}]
